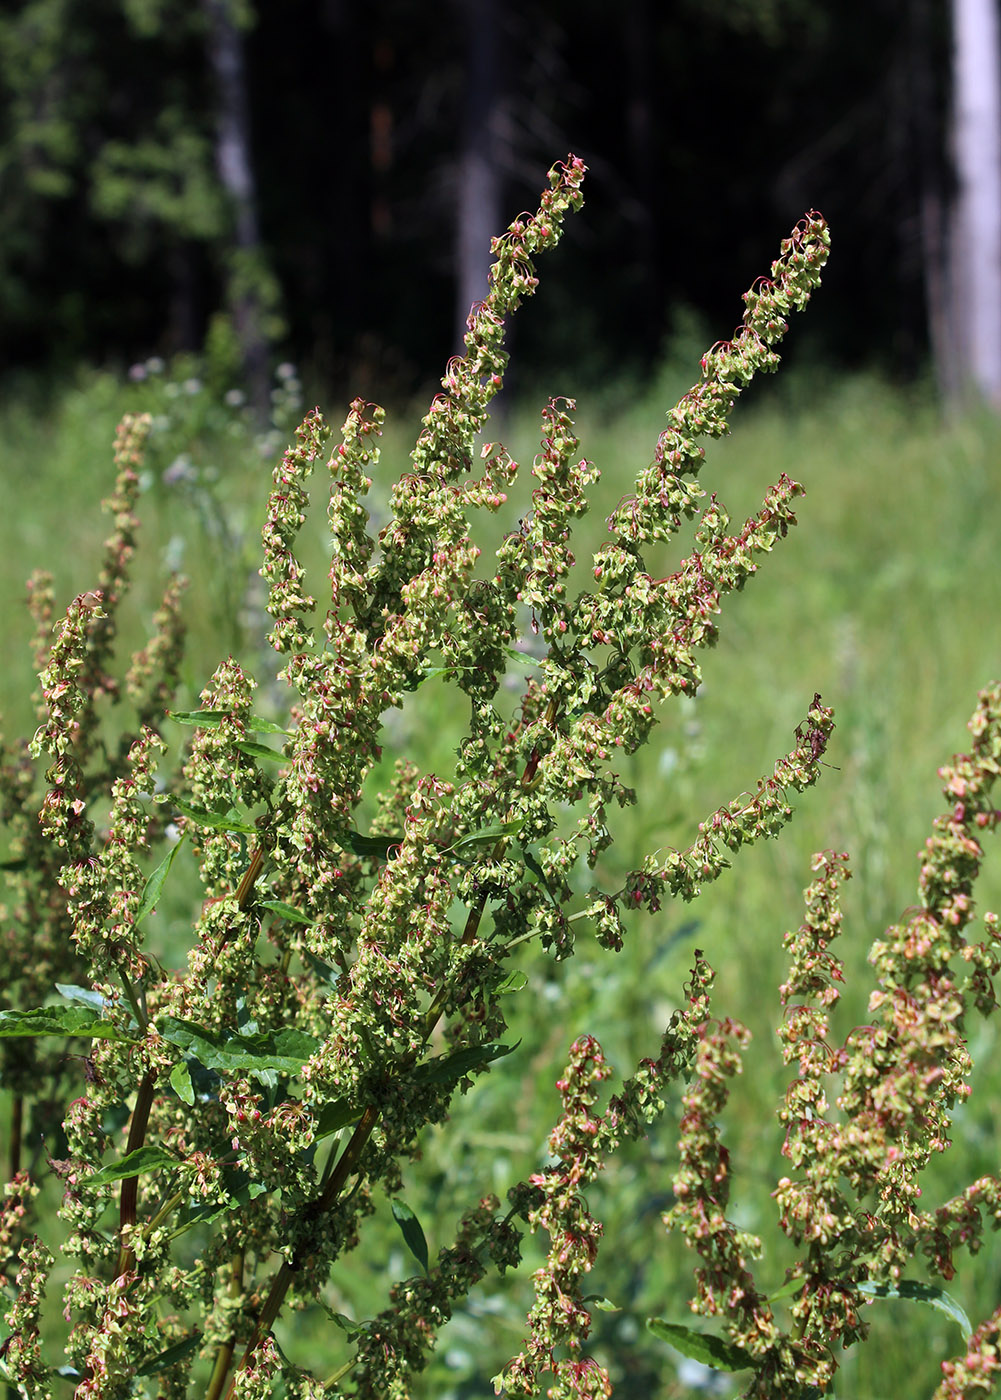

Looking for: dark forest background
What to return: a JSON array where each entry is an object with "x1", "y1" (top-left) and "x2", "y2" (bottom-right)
[{"x1": 0, "y1": 0, "x2": 951, "y2": 403}]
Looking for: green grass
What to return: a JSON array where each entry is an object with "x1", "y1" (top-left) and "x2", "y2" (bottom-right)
[{"x1": 3, "y1": 362, "x2": 1001, "y2": 1398}]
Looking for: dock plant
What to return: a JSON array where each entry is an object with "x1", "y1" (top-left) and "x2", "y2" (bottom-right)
[{"x1": 2, "y1": 156, "x2": 1001, "y2": 1400}]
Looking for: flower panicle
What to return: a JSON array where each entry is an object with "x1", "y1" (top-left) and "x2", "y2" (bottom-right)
[
  {"x1": 326, "y1": 397, "x2": 383, "y2": 619},
  {"x1": 496, "y1": 1035, "x2": 613, "y2": 1400},
  {"x1": 124, "y1": 573, "x2": 187, "y2": 735},
  {"x1": 260, "y1": 407, "x2": 330, "y2": 657},
  {"x1": 608, "y1": 212, "x2": 828, "y2": 546},
  {"x1": 623, "y1": 694, "x2": 834, "y2": 912},
  {"x1": 370, "y1": 158, "x2": 587, "y2": 643}
]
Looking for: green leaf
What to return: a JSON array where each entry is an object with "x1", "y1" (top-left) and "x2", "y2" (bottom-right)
[
  {"x1": 169, "y1": 709, "x2": 290, "y2": 736},
  {"x1": 522, "y1": 846, "x2": 559, "y2": 905},
  {"x1": 497, "y1": 969, "x2": 528, "y2": 995},
  {"x1": 235, "y1": 740, "x2": 286, "y2": 763},
  {"x1": 341, "y1": 830, "x2": 403, "y2": 861},
  {"x1": 319, "y1": 1304, "x2": 369, "y2": 1338},
  {"x1": 502, "y1": 646, "x2": 543, "y2": 670},
  {"x1": 245, "y1": 716, "x2": 292, "y2": 736},
  {"x1": 259, "y1": 899, "x2": 314, "y2": 926},
  {"x1": 416, "y1": 665, "x2": 461, "y2": 684},
  {"x1": 169, "y1": 1060, "x2": 195, "y2": 1106},
  {"x1": 767, "y1": 1276, "x2": 804, "y2": 1303},
  {"x1": 584, "y1": 1295, "x2": 620, "y2": 1312},
  {"x1": 446, "y1": 819, "x2": 525, "y2": 855},
  {"x1": 646, "y1": 1319, "x2": 753, "y2": 1372},
  {"x1": 135, "y1": 833, "x2": 186, "y2": 924},
  {"x1": 157, "y1": 1017, "x2": 319, "y2": 1079},
  {"x1": 302, "y1": 949, "x2": 338, "y2": 986},
  {"x1": 858, "y1": 1279, "x2": 972, "y2": 1339},
  {"x1": 169, "y1": 798, "x2": 257, "y2": 836},
  {"x1": 168, "y1": 708, "x2": 229, "y2": 727},
  {"x1": 55, "y1": 983, "x2": 109, "y2": 1012},
  {"x1": 0, "y1": 1005, "x2": 127, "y2": 1040},
  {"x1": 80, "y1": 1144, "x2": 179, "y2": 1189},
  {"x1": 313, "y1": 1097, "x2": 362, "y2": 1141},
  {"x1": 410, "y1": 1040, "x2": 517, "y2": 1088},
  {"x1": 391, "y1": 1198, "x2": 430, "y2": 1275},
  {"x1": 135, "y1": 1332, "x2": 202, "y2": 1377}
]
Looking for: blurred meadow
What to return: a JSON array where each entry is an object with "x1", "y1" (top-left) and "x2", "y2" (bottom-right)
[{"x1": 4, "y1": 348, "x2": 1001, "y2": 1397}]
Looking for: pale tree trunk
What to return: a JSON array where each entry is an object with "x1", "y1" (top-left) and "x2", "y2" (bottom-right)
[
  {"x1": 906, "y1": 0, "x2": 953, "y2": 398},
  {"x1": 949, "y1": 0, "x2": 1001, "y2": 404},
  {"x1": 455, "y1": 0, "x2": 503, "y2": 353},
  {"x1": 203, "y1": 0, "x2": 271, "y2": 419}
]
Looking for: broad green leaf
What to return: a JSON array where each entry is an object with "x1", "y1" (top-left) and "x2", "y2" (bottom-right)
[
  {"x1": 858, "y1": 1279, "x2": 972, "y2": 1338},
  {"x1": 391, "y1": 1198, "x2": 430, "y2": 1275},
  {"x1": 341, "y1": 830, "x2": 403, "y2": 861},
  {"x1": 259, "y1": 899, "x2": 314, "y2": 926},
  {"x1": 646, "y1": 1319, "x2": 753, "y2": 1372},
  {"x1": 446, "y1": 819, "x2": 525, "y2": 855},
  {"x1": 169, "y1": 1060, "x2": 195, "y2": 1106},
  {"x1": 56, "y1": 983, "x2": 109, "y2": 1013},
  {"x1": 169, "y1": 709, "x2": 291, "y2": 736},
  {"x1": 169, "y1": 798, "x2": 257, "y2": 836},
  {"x1": 314, "y1": 1097, "x2": 362, "y2": 1141},
  {"x1": 0, "y1": 1005, "x2": 127, "y2": 1041},
  {"x1": 157, "y1": 1017, "x2": 319, "y2": 1079},
  {"x1": 135, "y1": 833, "x2": 186, "y2": 924},
  {"x1": 135, "y1": 1333, "x2": 202, "y2": 1377},
  {"x1": 768, "y1": 1276, "x2": 804, "y2": 1303},
  {"x1": 235, "y1": 740, "x2": 286, "y2": 763},
  {"x1": 80, "y1": 1144, "x2": 179, "y2": 1189},
  {"x1": 410, "y1": 1040, "x2": 517, "y2": 1088}
]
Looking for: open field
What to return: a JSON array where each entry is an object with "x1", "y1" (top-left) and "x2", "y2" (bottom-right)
[{"x1": 3, "y1": 362, "x2": 1001, "y2": 1397}]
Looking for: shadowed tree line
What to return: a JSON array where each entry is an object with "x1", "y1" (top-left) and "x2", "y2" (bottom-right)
[{"x1": 0, "y1": 0, "x2": 968, "y2": 400}]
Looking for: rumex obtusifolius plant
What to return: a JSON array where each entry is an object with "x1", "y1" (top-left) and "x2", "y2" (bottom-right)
[{"x1": 1, "y1": 154, "x2": 1000, "y2": 1400}]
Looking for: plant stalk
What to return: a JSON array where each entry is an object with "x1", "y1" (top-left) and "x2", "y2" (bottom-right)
[
  {"x1": 204, "y1": 1250, "x2": 245, "y2": 1400},
  {"x1": 115, "y1": 1069, "x2": 158, "y2": 1277}
]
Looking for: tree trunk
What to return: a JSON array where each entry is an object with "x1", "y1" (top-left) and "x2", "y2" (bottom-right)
[
  {"x1": 455, "y1": 0, "x2": 503, "y2": 354},
  {"x1": 948, "y1": 0, "x2": 1001, "y2": 404},
  {"x1": 203, "y1": 0, "x2": 271, "y2": 419}
]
